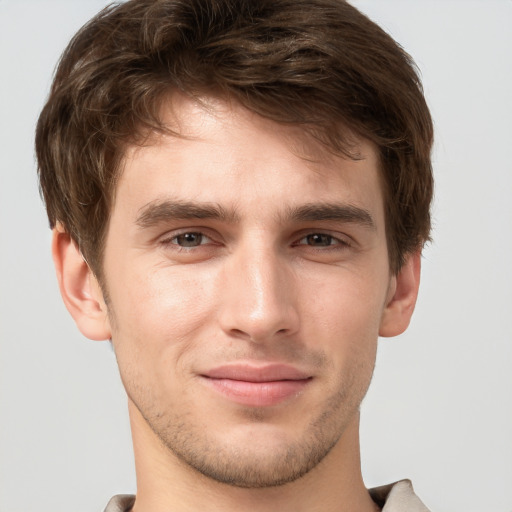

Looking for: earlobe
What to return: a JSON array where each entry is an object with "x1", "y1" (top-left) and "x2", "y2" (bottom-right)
[
  {"x1": 379, "y1": 251, "x2": 421, "y2": 338},
  {"x1": 52, "y1": 224, "x2": 111, "y2": 341}
]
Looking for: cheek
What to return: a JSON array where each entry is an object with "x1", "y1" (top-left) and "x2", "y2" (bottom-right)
[
  {"x1": 107, "y1": 262, "x2": 219, "y2": 372},
  {"x1": 301, "y1": 267, "x2": 386, "y2": 365},
  {"x1": 107, "y1": 265, "x2": 223, "y2": 414}
]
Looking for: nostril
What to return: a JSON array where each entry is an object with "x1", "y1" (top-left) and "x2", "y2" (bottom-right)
[
  {"x1": 226, "y1": 326, "x2": 292, "y2": 343},
  {"x1": 231, "y1": 328, "x2": 246, "y2": 337}
]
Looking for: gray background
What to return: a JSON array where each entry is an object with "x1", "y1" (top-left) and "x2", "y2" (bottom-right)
[{"x1": 1, "y1": 1, "x2": 511, "y2": 511}]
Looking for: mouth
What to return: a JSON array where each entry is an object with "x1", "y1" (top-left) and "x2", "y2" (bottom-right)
[{"x1": 200, "y1": 363, "x2": 313, "y2": 407}]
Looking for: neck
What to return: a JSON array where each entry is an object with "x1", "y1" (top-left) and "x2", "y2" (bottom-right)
[{"x1": 128, "y1": 401, "x2": 378, "y2": 512}]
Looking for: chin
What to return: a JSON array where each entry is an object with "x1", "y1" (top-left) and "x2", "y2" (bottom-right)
[{"x1": 153, "y1": 408, "x2": 349, "y2": 489}]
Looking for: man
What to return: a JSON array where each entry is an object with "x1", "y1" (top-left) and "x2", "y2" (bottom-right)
[{"x1": 36, "y1": 0, "x2": 433, "y2": 510}]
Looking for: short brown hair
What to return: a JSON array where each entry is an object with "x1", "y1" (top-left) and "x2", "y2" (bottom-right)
[{"x1": 36, "y1": 0, "x2": 433, "y2": 278}]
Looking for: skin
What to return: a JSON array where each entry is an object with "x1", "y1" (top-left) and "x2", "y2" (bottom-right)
[{"x1": 53, "y1": 95, "x2": 420, "y2": 512}]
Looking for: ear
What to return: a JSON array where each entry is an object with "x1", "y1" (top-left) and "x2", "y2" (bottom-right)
[
  {"x1": 52, "y1": 224, "x2": 111, "y2": 341},
  {"x1": 379, "y1": 251, "x2": 421, "y2": 338}
]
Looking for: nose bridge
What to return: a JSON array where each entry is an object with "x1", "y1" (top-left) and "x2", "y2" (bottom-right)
[{"x1": 219, "y1": 233, "x2": 299, "y2": 341}]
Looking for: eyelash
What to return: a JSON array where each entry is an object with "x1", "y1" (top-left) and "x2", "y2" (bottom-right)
[
  {"x1": 160, "y1": 231, "x2": 214, "y2": 249},
  {"x1": 160, "y1": 230, "x2": 351, "y2": 250},
  {"x1": 294, "y1": 233, "x2": 350, "y2": 249}
]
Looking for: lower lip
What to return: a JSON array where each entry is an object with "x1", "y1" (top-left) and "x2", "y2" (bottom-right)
[{"x1": 202, "y1": 377, "x2": 311, "y2": 407}]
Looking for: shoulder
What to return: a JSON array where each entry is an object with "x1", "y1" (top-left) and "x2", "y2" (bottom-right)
[
  {"x1": 369, "y1": 480, "x2": 431, "y2": 512},
  {"x1": 103, "y1": 494, "x2": 135, "y2": 512},
  {"x1": 103, "y1": 482, "x2": 431, "y2": 512}
]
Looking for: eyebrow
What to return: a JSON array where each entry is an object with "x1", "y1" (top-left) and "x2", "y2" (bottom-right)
[
  {"x1": 135, "y1": 199, "x2": 239, "y2": 228},
  {"x1": 135, "y1": 199, "x2": 375, "y2": 230},
  {"x1": 285, "y1": 203, "x2": 376, "y2": 230}
]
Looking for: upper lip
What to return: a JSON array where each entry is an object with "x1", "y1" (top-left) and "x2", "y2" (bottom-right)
[{"x1": 202, "y1": 364, "x2": 312, "y2": 382}]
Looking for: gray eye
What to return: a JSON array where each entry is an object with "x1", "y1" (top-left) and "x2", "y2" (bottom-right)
[
  {"x1": 174, "y1": 232, "x2": 206, "y2": 247},
  {"x1": 304, "y1": 234, "x2": 335, "y2": 246}
]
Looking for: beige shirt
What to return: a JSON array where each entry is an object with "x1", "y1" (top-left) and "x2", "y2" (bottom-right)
[
  {"x1": 369, "y1": 480, "x2": 431, "y2": 511},
  {"x1": 103, "y1": 479, "x2": 430, "y2": 511}
]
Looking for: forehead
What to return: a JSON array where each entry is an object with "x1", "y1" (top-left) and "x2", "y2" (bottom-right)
[{"x1": 116, "y1": 95, "x2": 384, "y2": 226}]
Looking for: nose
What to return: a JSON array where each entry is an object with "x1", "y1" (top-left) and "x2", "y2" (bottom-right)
[{"x1": 217, "y1": 239, "x2": 300, "y2": 344}]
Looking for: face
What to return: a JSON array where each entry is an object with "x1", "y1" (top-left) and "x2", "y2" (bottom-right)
[{"x1": 98, "y1": 96, "x2": 399, "y2": 487}]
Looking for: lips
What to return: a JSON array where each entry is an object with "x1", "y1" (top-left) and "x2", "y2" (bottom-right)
[{"x1": 200, "y1": 364, "x2": 312, "y2": 407}]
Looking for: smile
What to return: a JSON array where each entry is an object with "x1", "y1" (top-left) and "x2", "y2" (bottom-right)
[{"x1": 200, "y1": 364, "x2": 313, "y2": 407}]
